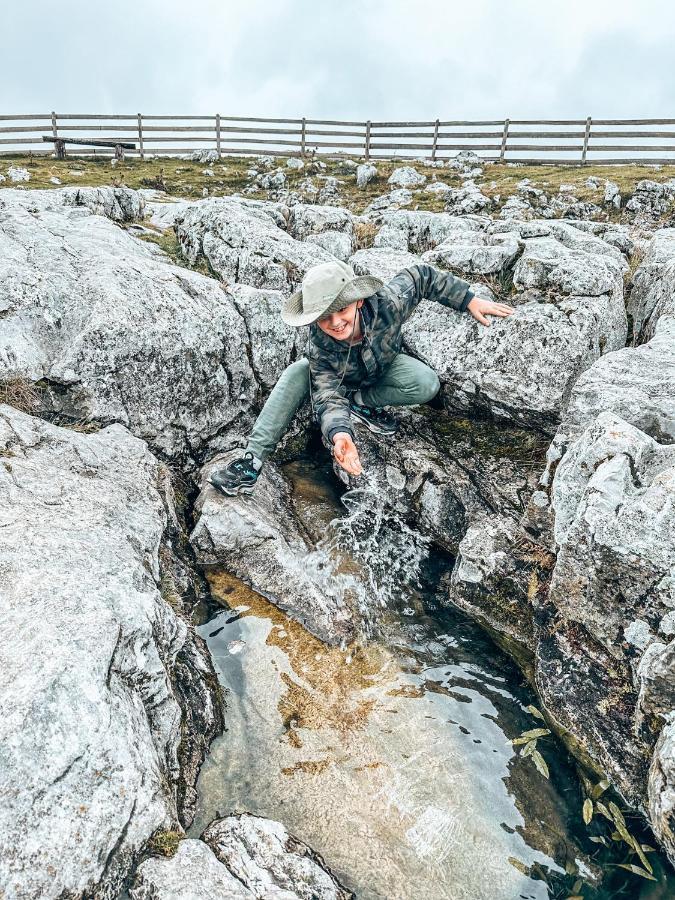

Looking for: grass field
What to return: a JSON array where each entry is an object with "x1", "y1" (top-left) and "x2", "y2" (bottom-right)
[{"x1": 3, "y1": 152, "x2": 675, "y2": 218}]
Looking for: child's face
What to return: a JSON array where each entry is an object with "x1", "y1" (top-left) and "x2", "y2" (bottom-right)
[{"x1": 316, "y1": 299, "x2": 363, "y2": 340}]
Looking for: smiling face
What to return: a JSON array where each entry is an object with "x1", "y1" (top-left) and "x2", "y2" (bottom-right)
[{"x1": 316, "y1": 299, "x2": 364, "y2": 341}]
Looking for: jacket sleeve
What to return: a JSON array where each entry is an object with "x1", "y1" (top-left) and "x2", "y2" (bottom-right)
[
  {"x1": 388, "y1": 263, "x2": 474, "y2": 317},
  {"x1": 308, "y1": 351, "x2": 355, "y2": 444}
]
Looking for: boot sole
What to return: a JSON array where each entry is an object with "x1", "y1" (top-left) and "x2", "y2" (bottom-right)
[{"x1": 208, "y1": 478, "x2": 256, "y2": 496}]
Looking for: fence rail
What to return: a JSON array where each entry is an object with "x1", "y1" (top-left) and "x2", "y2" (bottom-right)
[{"x1": 2, "y1": 113, "x2": 675, "y2": 164}]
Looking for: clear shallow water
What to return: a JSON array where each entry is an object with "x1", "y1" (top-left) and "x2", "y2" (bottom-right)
[{"x1": 189, "y1": 457, "x2": 675, "y2": 900}]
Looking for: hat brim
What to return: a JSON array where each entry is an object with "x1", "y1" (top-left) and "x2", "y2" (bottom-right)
[{"x1": 280, "y1": 274, "x2": 385, "y2": 327}]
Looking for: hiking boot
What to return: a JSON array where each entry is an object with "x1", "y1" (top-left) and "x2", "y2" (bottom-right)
[
  {"x1": 208, "y1": 451, "x2": 261, "y2": 496},
  {"x1": 348, "y1": 395, "x2": 398, "y2": 435}
]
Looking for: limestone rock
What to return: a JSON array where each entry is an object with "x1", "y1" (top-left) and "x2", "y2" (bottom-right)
[
  {"x1": 190, "y1": 451, "x2": 355, "y2": 645},
  {"x1": 444, "y1": 180, "x2": 492, "y2": 215},
  {"x1": 372, "y1": 210, "x2": 484, "y2": 254},
  {"x1": 286, "y1": 203, "x2": 354, "y2": 243},
  {"x1": 0, "y1": 405, "x2": 220, "y2": 899},
  {"x1": 0, "y1": 194, "x2": 255, "y2": 459},
  {"x1": 348, "y1": 246, "x2": 421, "y2": 282},
  {"x1": 131, "y1": 839, "x2": 254, "y2": 899},
  {"x1": 422, "y1": 230, "x2": 521, "y2": 275},
  {"x1": 0, "y1": 184, "x2": 144, "y2": 222},
  {"x1": 202, "y1": 814, "x2": 353, "y2": 900},
  {"x1": 387, "y1": 166, "x2": 426, "y2": 188},
  {"x1": 549, "y1": 412, "x2": 675, "y2": 657},
  {"x1": 628, "y1": 227, "x2": 675, "y2": 344},
  {"x1": 356, "y1": 163, "x2": 377, "y2": 188},
  {"x1": 174, "y1": 198, "x2": 337, "y2": 292}
]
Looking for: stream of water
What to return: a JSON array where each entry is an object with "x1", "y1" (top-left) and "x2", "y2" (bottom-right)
[{"x1": 188, "y1": 457, "x2": 675, "y2": 900}]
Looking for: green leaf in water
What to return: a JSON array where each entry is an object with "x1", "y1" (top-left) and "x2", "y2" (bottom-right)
[
  {"x1": 596, "y1": 801, "x2": 614, "y2": 822},
  {"x1": 615, "y1": 863, "x2": 657, "y2": 881},
  {"x1": 590, "y1": 835, "x2": 608, "y2": 845},
  {"x1": 582, "y1": 798, "x2": 593, "y2": 825},
  {"x1": 532, "y1": 749, "x2": 549, "y2": 778},
  {"x1": 565, "y1": 895, "x2": 583, "y2": 900},
  {"x1": 572, "y1": 877, "x2": 583, "y2": 892},
  {"x1": 521, "y1": 739, "x2": 537, "y2": 758},
  {"x1": 629, "y1": 834, "x2": 654, "y2": 875},
  {"x1": 508, "y1": 856, "x2": 531, "y2": 876},
  {"x1": 608, "y1": 801, "x2": 627, "y2": 830},
  {"x1": 525, "y1": 705, "x2": 545, "y2": 720},
  {"x1": 520, "y1": 728, "x2": 551, "y2": 740}
]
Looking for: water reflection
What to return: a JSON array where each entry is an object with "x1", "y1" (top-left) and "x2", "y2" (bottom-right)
[{"x1": 188, "y1": 457, "x2": 675, "y2": 899}]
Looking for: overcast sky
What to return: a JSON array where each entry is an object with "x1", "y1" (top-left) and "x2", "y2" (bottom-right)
[{"x1": 4, "y1": 0, "x2": 675, "y2": 120}]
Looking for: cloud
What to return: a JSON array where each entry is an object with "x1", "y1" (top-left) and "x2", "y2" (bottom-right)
[{"x1": 2, "y1": 0, "x2": 674, "y2": 122}]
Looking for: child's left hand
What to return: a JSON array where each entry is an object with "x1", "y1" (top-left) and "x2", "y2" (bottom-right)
[{"x1": 467, "y1": 296, "x2": 514, "y2": 326}]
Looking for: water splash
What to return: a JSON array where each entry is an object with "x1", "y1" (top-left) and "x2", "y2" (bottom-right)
[{"x1": 302, "y1": 467, "x2": 432, "y2": 635}]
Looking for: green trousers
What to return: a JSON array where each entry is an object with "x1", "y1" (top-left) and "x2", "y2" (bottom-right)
[{"x1": 245, "y1": 352, "x2": 440, "y2": 462}]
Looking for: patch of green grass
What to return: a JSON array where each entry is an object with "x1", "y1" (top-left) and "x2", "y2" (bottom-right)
[
  {"x1": 146, "y1": 829, "x2": 183, "y2": 858},
  {"x1": 5, "y1": 151, "x2": 675, "y2": 220}
]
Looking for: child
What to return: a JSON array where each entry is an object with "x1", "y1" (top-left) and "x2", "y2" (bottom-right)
[{"x1": 209, "y1": 259, "x2": 513, "y2": 495}]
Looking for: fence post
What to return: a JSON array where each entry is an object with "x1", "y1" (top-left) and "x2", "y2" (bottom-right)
[
  {"x1": 216, "y1": 113, "x2": 221, "y2": 157},
  {"x1": 431, "y1": 118, "x2": 440, "y2": 161},
  {"x1": 137, "y1": 113, "x2": 144, "y2": 160},
  {"x1": 300, "y1": 117, "x2": 306, "y2": 158},
  {"x1": 364, "y1": 120, "x2": 371, "y2": 161},
  {"x1": 499, "y1": 118, "x2": 510, "y2": 161},
  {"x1": 581, "y1": 116, "x2": 592, "y2": 165}
]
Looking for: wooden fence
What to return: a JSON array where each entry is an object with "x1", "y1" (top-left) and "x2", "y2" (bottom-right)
[{"x1": 2, "y1": 114, "x2": 675, "y2": 164}]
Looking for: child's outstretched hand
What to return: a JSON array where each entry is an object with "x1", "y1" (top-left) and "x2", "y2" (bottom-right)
[
  {"x1": 467, "y1": 296, "x2": 514, "y2": 326},
  {"x1": 332, "y1": 433, "x2": 363, "y2": 476}
]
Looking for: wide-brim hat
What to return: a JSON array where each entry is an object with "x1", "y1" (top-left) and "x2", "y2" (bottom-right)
[{"x1": 281, "y1": 259, "x2": 384, "y2": 327}]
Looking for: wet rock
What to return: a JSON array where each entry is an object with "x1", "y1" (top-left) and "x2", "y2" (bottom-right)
[
  {"x1": 388, "y1": 166, "x2": 426, "y2": 188},
  {"x1": 202, "y1": 814, "x2": 353, "y2": 900},
  {"x1": 190, "y1": 451, "x2": 355, "y2": 645},
  {"x1": 174, "y1": 197, "x2": 337, "y2": 292},
  {"x1": 0, "y1": 405, "x2": 221, "y2": 898},
  {"x1": 337, "y1": 407, "x2": 543, "y2": 555},
  {"x1": 356, "y1": 163, "x2": 377, "y2": 188},
  {"x1": 131, "y1": 839, "x2": 254, "y2": 899},
  {"x1": 449, "y1": 513, "x2": 542, "y2": 651},
  {"x1": 0, "y1": 194, "x2": 255, "y2": 459}
]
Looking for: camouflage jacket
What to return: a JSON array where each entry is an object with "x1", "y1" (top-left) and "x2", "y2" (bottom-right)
[{"x1": 305, "y1": 263, "x2": 474, "y2": 443}]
